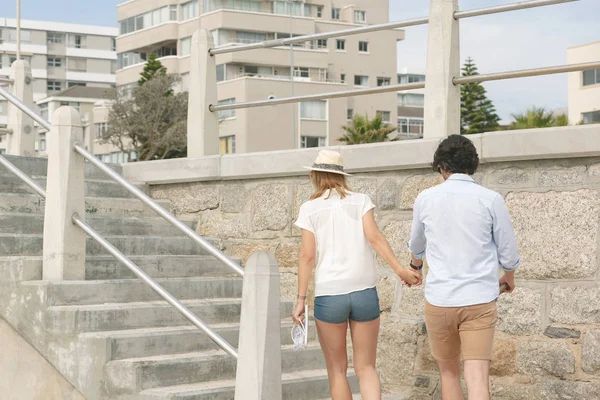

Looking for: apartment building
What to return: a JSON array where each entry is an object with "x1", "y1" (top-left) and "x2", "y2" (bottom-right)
[
  {"x1": 568, "y1": 40, "x2": 600, "y2": 125},
  {"x1": 0, "y1": 18, "x2": 118, "y2": 153},
  {"x1": 116, "y1": 0, "x2": 403, "y2": 154},
  {"x1": 397, "y1": 69, "x2": 424, "y2": 140}
]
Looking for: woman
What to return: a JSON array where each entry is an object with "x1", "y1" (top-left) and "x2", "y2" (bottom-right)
[{"x1": 292, "y1": 150, "x2": 422, "y2": 400}]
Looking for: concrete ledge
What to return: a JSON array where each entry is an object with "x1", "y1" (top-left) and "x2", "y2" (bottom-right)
[{"x1": 122, "y1": 125, "x2": 600, "y2": 184}]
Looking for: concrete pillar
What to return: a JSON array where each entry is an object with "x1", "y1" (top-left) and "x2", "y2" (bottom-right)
[
  {"x1": 187, "y1": 29, "x2": 219, "y2": 157},
  {"x1": 423, "y1": 0, "x2": 461, "y2": 139},
  {"x1": 43, "y1": 107, "x2": 86, "y2": 281},
  {"x1": 6, "y1": 60, "x2": 35, "y2": 156},
  {"x1": 235, "y1": 251, "x2": 282, "y2": 400}
]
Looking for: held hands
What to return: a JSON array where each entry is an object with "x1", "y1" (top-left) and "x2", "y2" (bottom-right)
[{"x1": 397, "y1": 267, "x2": 422, "y2": 287}]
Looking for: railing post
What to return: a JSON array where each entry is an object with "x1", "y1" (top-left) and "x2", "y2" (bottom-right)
[
  {"x1": 42, "y1": 107, "x2": 86, "y2": 281},
  {"x1": 423, "y1": 0, "x2": 461, "y2": 138},
  {"x1": 6, "y1": 59, "x2": 35, "y2": 156},
  {"x1": 187, "y1": 29, "x2": 219, "y2": 157},
  {"x1": 235, "y1": 251, "x2": 282, "y2": 400}
]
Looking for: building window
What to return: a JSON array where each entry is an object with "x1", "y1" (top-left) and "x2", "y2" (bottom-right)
[
  {"x1": 111, "y1": 61, "x2": 117, "y2": 73},
  {"x1": 181, "y1": 0, "x2": 199, "y2": 21},
  {"x1": 119, "y1": 5, "x2": 177, "y2": 35},
  {"x1": 317, "y1": 6, "x2": 323, "y2": 17},
  {"x1": 68, "y1": 82, "x2": 86, "y2": 88},
  {"x1": 398, "y1": 93, "x2": 425, "y2": 107},
  {"x1": 220, "y1": 136, "x2": 236, "y2": 154},
  {"x1": 332, "y1": 8, "x2": 341, "y2": 20},
  {"x1": 112, "y1": 38, "x2": 116, "y2": 51},
  {"x1": 398, "y1": 74, "x2": 425, "y2": 84},
  {"x1": 68, "y1": 58, "x2": 87, "y2": 72},
  {"x1": 95, "y1": 122, "x2": 108, "y2": 139},
  {"x1": 68, "y1": 35, "x2": 86, "y2": 49},
  {"x1": 273, "y1": 1, "x2": 311, "y2": 17},
  {"x1": 354, "y1": 10, "x2": 366, "y2": 23},
  {"x1": 217, "y1": 98, "x2": 236, "y2": 119},
  {"x1": 347, "y1": 109, "x2": 354, "y2": 120},
  {"x1": 317, "y1": 39, "x2": 327, "y2": 49},
  {"x1": 336, "y1": 39, "x2": 345, "y2": 51},
  {"x1": 39, "y1": 103, "x2": 49, "y2": 120},
  {"x1": 340, "y1": 74, "x2": 346, "y2": 83},
  {"x1": 47, "y1": 57, "x2": 62, "y2": 67},
  {"x1": 354, "y1": 75, "x2": 368, "y2": 86},
  {"x1": 583, "y1": 111, "x2": 600, "y2": 125},
  {"x1": 398, "y1": 118, "x2": 424, "y2": 135},
  {"x1": 47, "y1": 32, "x2": 63, "y2": 44},
  {"x1": 8, "y1": 29, "x2": 31, "y2": 43},
  {"x1": 583, "y1": 69, "x2": 600, "y2": 86},
  {"x1": 301, "y1": 136, "x2": 326, "y2": 148},
  {"x1": 180, "y1": 37, "x2": 192, "y2": 56},
  {"x1": 236, "y1": 31, "x2": 267, "y2": 45},
  {"x1": 216, "y1": 64, "x2": 226, "y2": 82},
  {"x1": 47, "y1": 80, "x2": 62, "y2": 92},
  {"x1": 377, "y1": 111, "x2": 391, "y2": 123},
  {"x1": 170, "y1": 4, "x2": 178, "y2": 20},
  {"x1": 60, "y1": 101, "x2": 80, "y2": 113},
  {"x1": 300, "y1": 100, "x2": 327, "y2": 120},
  {"x1": 377, "y1": 77, "x2": 391, "y2": 87},
  {"x1": 358, "y1": 41, "x2": 369, "y2": 53},
  {"x1": 39, "y1": 138, "x2": 47, "y2": 152},
  {"x1": 293, "y1": 67, "x2": 310, "y2": 79}
]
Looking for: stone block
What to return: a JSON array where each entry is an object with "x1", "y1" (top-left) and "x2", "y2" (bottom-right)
[
  {"x1": 400, "y1": 174, "x2": 442, "y2": 210},
  {"x1": 497, "y1": 287, "x2": 542, "y2": 335},
  {"x1": 251, "y1": 184, "x2": 289, "y2": 231},
  {"x1": 582, "y1": 329, "x2": 600, "y2": 374},
  {"x1": 517, "y1": 341, "x2": 575, "y2": 378},
  {"x1": 274, "y1": 243, "x2": 301, "y2": 269},
  {"x1": 348, "y1": 177, "x2": 378, "y2": 202},
  {"x1": 227, "y1": 243, "x2": 274, "y2": 266},
  {"x1": 220, "y1": 185, "x2": 250, "y2": 213},
  {"x1": 151, "y1": 183, "x2": 219, "y2": 214},
  {"x1": 538, "y1": 380, "x2": 600, "y2": 400},
  {"x1": 490, "y1": 383, "x2": 544, "y2": 400},
  {"x1": 377, "y1": 272, "x2": 399, "y2": 313},
  {"x1": 487, "y1": 168, "x2": 534, "y2": 187},
  {"x1": 506, "y1": 190, "x2": 599, "y2": 279},
  {"x1": 394, "y1": 285, "x2": 425, "y2": 317},
  {"x1": 378, "y1": 179, "x2": 399, "y2": 210},
  {"x1": 550, "y1": 286, "x2": 600, "y2": 324},
  {"x1": 377, "y1": 315, "x2": 420, "y2": 387},
  {"x1": 415, "y1": 336, "x2": 437, "y2": 373},
  {"x1": 589, "y1": 163, "x2": 600, "y2": 177},
  {"x1": 540, "y1": 166, "x2": 586, "y2": 186},
  {"x1": 379, "y1": 219, "x2": 412, "y2": 269},
  {"x1": 490, "y1": 337, "x2": 517, "y2": 377},
  {"x1": 543, "y1": 326, "x2": 581, "y2": 339},
  {"x1": 197, "y1": 210, "x2": 249, "y2": 239}
]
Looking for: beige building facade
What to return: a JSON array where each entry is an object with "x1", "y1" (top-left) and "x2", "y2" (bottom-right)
[
  {"x1": 568, "y1": 40, "x2": 600, "y2": 125},
  {"x1": 116, "y1": 0, "x2": 402, "y2": 154}
]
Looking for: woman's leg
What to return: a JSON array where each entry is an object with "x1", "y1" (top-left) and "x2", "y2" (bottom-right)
[
  {"x1": 349, "y1": 318, "x2": 381, "y2": 400},
  {"x1": 316, "y1": 319, "x2": 353, "y2": 400}
]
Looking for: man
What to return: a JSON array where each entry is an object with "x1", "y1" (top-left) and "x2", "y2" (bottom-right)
[{"x1": 407, "y1": 135, "x2": 520, "y2": 400}]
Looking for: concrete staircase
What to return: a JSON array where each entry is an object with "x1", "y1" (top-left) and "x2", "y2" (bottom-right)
[{"x1": 0, "y1": 156, "x2": 358, "y2": 399}]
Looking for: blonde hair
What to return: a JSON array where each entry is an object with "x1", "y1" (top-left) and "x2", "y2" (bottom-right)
[{"x1": 309, "y1": 171, "x2": 350, "y2": 200}]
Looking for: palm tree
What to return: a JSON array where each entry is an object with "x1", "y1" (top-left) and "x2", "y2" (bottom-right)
[
  {"x1": 510, "y1": 107, "x2": 569, "y2": 129},
  {"x1": 340, "y1": 113, "x2": 398, "y2": 145}
]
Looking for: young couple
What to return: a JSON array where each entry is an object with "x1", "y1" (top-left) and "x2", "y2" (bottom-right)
[{"x1": 292, "y1": 135, "x2": 520, "y2": 400}]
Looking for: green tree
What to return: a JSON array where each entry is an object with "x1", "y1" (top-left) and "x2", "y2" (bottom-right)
[
  {"x1": 460, "y1": 58, "x2": 500, "y2": 134},
  {"x1": 339, "y1": 113, "x2": 398, "y2": 145},
  {"x1": 510, "y1": 107, "x2": 569, "y2": 129},
  {"x1": 138, "y1": 53, "x2": 167, "y2": 86},
  {"x1": 104, "y1": 74, "x2": 188, "y2": 160}
]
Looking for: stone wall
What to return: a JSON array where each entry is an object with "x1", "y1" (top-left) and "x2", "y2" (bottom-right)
[{"x1": 150, "y1": 156, "x2": 600, "y2": 398}]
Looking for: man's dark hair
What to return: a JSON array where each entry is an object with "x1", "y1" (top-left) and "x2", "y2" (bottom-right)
[{"x1": 432, "y1": 135, "x2": 480, "y2": 175}]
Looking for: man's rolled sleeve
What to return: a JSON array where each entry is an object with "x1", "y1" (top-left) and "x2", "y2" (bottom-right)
[
  {"x1": 492, "y1": 195, "x2": 521, "y2": 271},
  {"x1": 407, "y1": 193, "x2": 427, "y2": 259}
]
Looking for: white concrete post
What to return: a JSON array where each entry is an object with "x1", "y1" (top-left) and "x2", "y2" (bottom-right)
[
  {"x1": 423, "y1": 0, "x2": 461, "y2": 138},
  {"x1": 6, "y1": 60, "x2": 35, "y2": 156},
  {"x1": 42, "y1": 107, "x2": 86, "y2": 281},
  {"x1": 235, "y1": 251, "x2": 282, "y2": 400},
  {"x1": 187, "y1": 29, "x2": 219, "y2": 157}
]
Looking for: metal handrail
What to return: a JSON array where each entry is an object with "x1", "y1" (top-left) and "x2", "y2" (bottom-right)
[
  {"x1": 0, "y1": 153, "x2": 238, "y2": 358},
  {"x1": 0, "y1": 77, "x2": 14, "y2": 84},
  {"x1": 73, "y1": 144, "x2": 244, "y2": 277},
  {"x1": 209, "y1": 0, "x2": 576, "y2": 55},
  {"x1": 0, "y1": 84, "x2": 244, "y2": 277}
]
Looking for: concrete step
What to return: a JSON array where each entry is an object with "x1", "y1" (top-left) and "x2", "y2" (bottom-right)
[
  {"x1": 139, "y1": 369, "x2": 359, "y2": 400},
  {"x1": 0, "y1": 194, "x2": 172, "y2": 217},
  {"x1": 47, "y1": 299, "x2": 294, "y2": 333},
  {"x1": 0, "y1": 176, "x2": 149, "y2": 198},
  {"x1": 0, "y1": 154, "x2": 122, "y2": 179},
  {"x1": 24, "y1": 277, "x2": 243, "y2": 306},
  {"x1": 85, "y1": 256, "x2": 240, "y2": 280},
  {"x1": 106, "y1": 345, "x2": 326, "y2": 394},
  {"x1": 0, "y1": 213, "x2": 196, "y2": 236},
  {"x1": 0, "y1": 235, "x2": 219, "y2": 257},
  {"x1": 79, "y1": 321, "x2": 316, "y2": 360}
]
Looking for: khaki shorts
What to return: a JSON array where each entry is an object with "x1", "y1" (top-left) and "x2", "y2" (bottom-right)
[{"x1": 425, "y1": 300, "x2": 497, "y2": 361}]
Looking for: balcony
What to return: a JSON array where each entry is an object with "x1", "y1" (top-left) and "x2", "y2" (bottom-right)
[
  {"x1": 216, "y1": 43, "x2": 328, "y2": 69},
  {"x1": 117, "y1": 22, "x2": 179, "y2": 54}
]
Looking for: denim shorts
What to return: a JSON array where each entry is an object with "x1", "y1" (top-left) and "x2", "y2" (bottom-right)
[{"x1": 314, "y1": 287, "x2": 380, "y2": 324}]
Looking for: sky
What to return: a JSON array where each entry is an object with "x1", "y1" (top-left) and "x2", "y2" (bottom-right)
[{"x1": 3, "y1": 0, "x2": 599, "y2": 122}]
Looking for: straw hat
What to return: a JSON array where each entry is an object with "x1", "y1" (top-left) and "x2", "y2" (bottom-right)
[{"x1": 303, "y1": 150, "x2": 351, "y2": 176}]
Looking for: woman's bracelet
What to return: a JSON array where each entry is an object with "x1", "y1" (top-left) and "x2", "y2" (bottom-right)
[{"x1": 297, "y1": 295, "x2": 307, "y2": 300}]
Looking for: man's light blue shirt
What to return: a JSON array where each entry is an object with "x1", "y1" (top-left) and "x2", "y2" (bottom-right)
[{"x1": 408, "y1": 174, "x2": 520, "y2": 307}]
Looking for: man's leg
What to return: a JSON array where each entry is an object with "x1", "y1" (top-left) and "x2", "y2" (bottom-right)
[
  {"x1": 463, "y1": 360, "x2": 490, "y2": 400},
  {"x1": 437, "y1": 356, "x2": 463, "y2": 400}
]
